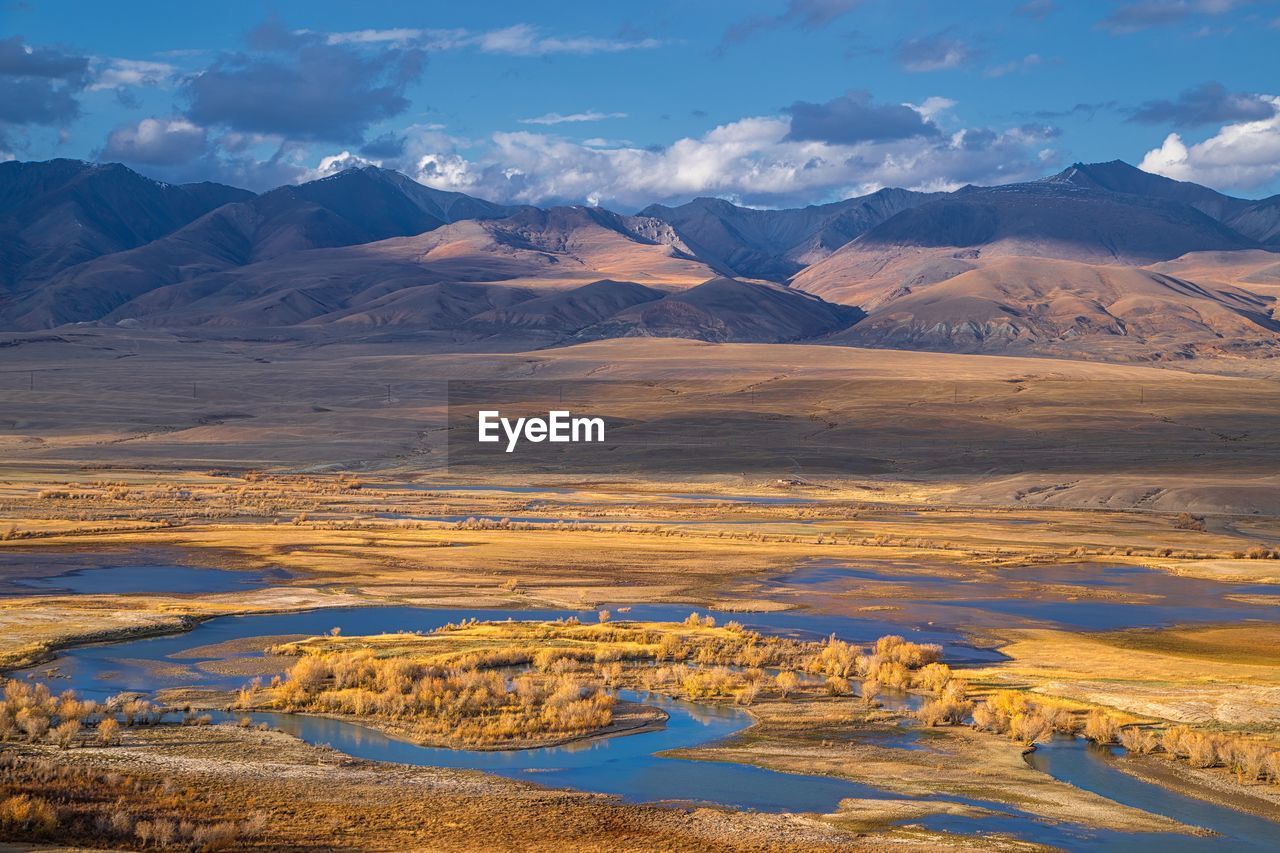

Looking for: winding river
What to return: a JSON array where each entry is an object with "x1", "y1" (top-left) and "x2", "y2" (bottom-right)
[{"x1": 9, "y1": 555, "x2": 1280, "y2": 850}]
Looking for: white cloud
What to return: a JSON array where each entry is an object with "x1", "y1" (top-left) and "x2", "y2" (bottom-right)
[
  {"x1": 298, "y1": 150, "x2": 380, "y2": 182},
  {"x1": 581, "y1": 137, "x2": 635, "y2": 148},
  {"x1": 1139, "y1": 96, "x2": 1280, "y2": 190},
  {"x1": 317, "y1": 28, "x2": 470, "y2": 49},
  {"x1": 405, "y1": 112, "x2": 1056, "y2": 208},
  {"x1": 519, "y1": 111, "x2": 628, "y2": 126},
  {"x1": 100, "y1": 116, "x2": 207, "y2": 165},
  {"x1": 88, "y1": 58, "x2": 176, "y2": 91},
  {"x1": 909, "y1": 97, "x2": 957, "y2": 121},
  {"x1": 314, "y1": 24, "x2": 660, "y2": 56},
  {"x1": 476, "y1": 24, "x2": 660, "y2": 55}
]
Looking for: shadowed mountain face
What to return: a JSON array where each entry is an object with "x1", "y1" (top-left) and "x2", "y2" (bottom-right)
[
  {"x1": 582, "y1": 277, "x2": 865, "y2": 343},
  {"x1": 1047, "y1": 160, "x2": 1255, "y2": 224},
  {"x1": 639, "y1": 188, "x2": 939, "y2": 281},
  {"x1": 1227, "y1": 195, "x2": 1280, "y2": 246},
  {"x1": 0, "y1": 158, "x2": 1276, "y2": 361},
  {"x1": 791, "y1": 168, "x2": 1264, "y2": 311},
  {"x1": 466, "y1": 280, "x2": 668, "y2": 335},
  {"x1": 860, "y1": 180, "x2": 1254, "y2": 261},
  {"x1": 249, "y1": 166, "x2": 524, "y2": 258},
  {"x1": 0, "y1": 165, "x2": 526, "y2": 329},
  {"x1": 1050, "y1": 162, "x2": 1280, "y2": 248},
  {"x1": 0, "y1": 159, "x2": 252, "y2": 291},
  {"x1": 102, "y1": 273, "x2": 860, "y2": 346}
]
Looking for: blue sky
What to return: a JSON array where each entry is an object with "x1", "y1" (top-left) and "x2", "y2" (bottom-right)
[{"x1": 3, "y1": 0, "x2": 1280, "y2": 207}]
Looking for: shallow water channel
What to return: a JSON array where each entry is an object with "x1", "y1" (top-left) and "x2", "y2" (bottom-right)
[
  {"x1": 0, "y1": 550, "x2": 291, "y2": 596},
  {"x1": 4, "y1": 564, "x2": 288, "y2": 596},
  {"x1": 17, "y1": 588, "x2": 1280, "y2": 850}
]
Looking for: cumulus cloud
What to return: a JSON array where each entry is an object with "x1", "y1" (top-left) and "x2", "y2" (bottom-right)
[
  {"x1": 183, "y1": 21, "x2": 424, "y2": 144},
  {"x1": 100, "y1": 116, "x2": 207, "y2": 165},
  {"x1": 317, "y1": 24, "x2": 660, "y2": 55},
  {"x1": 896, "y1": 33, "x2": 977, "y2": 72},
  {"x1": 0, "y1": 36, "x2": 91, "y2": 127},
  {"x1": 1098, "y1": 0, "x2": 1256, "y2": 34},
  {"x1": 519, "y1": 111, "x2": 628, "y2": 126},
  {"x1": 784, "y1": 90, "x2": 939, "y2": 144},
  {"x1": 1139, "y1": 96, "x2": 1280, "y2": 189},
  {"x1": 403, "y1": 111, "x2": 1057, "y2": 209},
  {"x1": 1129, "y1": 82, "x2": 1277, "y2": 126},
  {"x1": 297, "y1": 150, "x2": 381, "y2": 182},
  {"x1": 96, "y1": 116, "x2": 317, "y2": 190}
]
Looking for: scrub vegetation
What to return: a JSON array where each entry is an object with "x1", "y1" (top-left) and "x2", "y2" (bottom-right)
[{"x1": 236, "y1": 619, "x2": 948, "y2": 749}]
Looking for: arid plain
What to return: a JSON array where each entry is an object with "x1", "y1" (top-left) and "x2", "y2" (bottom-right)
[{"x1": 1, "y1": 329, "x2": 1278, "y2": 850}]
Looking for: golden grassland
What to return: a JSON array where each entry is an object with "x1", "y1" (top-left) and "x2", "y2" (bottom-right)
[
  {"x1": 965, "y1": 625, "x2": 1280, "y2": 727},
  {"x1": 0, "y1": 616, "x2": 1200, "y2": 847},
  {"x1": 2, "y1": 477, "x2": 1276, "y2": 678},
  {"x1": 1099, "y1": 623, "x2": 1280, "y2": 666},
  {"x1": 959, "y1": 623, "x2": 1280, "y2": 816},
  {"x1": 0, "y1": 507, "x2": 1274, "y2": 840},
  {"x1": 1, "y1": 470, "x2": 1278, "y2": 763},
  {"x1": 1, "y1": 334, "x2": 1279, "y2": 845}
]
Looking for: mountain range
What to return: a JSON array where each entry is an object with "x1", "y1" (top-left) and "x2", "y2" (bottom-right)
[{"x1": 0, "y1": 157, "x2": 1277, "y2": 360}]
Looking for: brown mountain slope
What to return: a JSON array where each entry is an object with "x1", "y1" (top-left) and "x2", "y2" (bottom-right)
[
  {"x1": 1147, "y1": 250, "x2": 1280, "y2": 300},
  {"x1": 791, "y1": 181, "x2": 1260, "y2": 309},
  {"x1": 828, "y1": 256, "x2": 1279, "y2": 360},
  {"x1": 103, "y1": 207, "x2": 722, "y2": 329}
]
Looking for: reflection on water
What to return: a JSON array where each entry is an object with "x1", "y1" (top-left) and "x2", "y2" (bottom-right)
[
  {"x1": 224, "y1": 692, "x2": 888, "y2": 813},
  {"x1": 1025, "y1": 736, "x2": 1280, "y2": 851},
  {"x1": 0, "y1": 552, "x2": 289, "y2": 596},
  {"x1": 13, "y1": 549, "x2": 1280, "y2": 847}
]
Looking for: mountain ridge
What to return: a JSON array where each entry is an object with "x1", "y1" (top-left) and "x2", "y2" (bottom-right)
[
  {"x1": 639, "y1": 187, "x2": 941, "y2": 281},
  {"x1": 0, "y1": 158, "x2": 253, "y2": 291},
  {"x1": 0, "y1": 157, "x2": 1276, "y2": 361}
]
